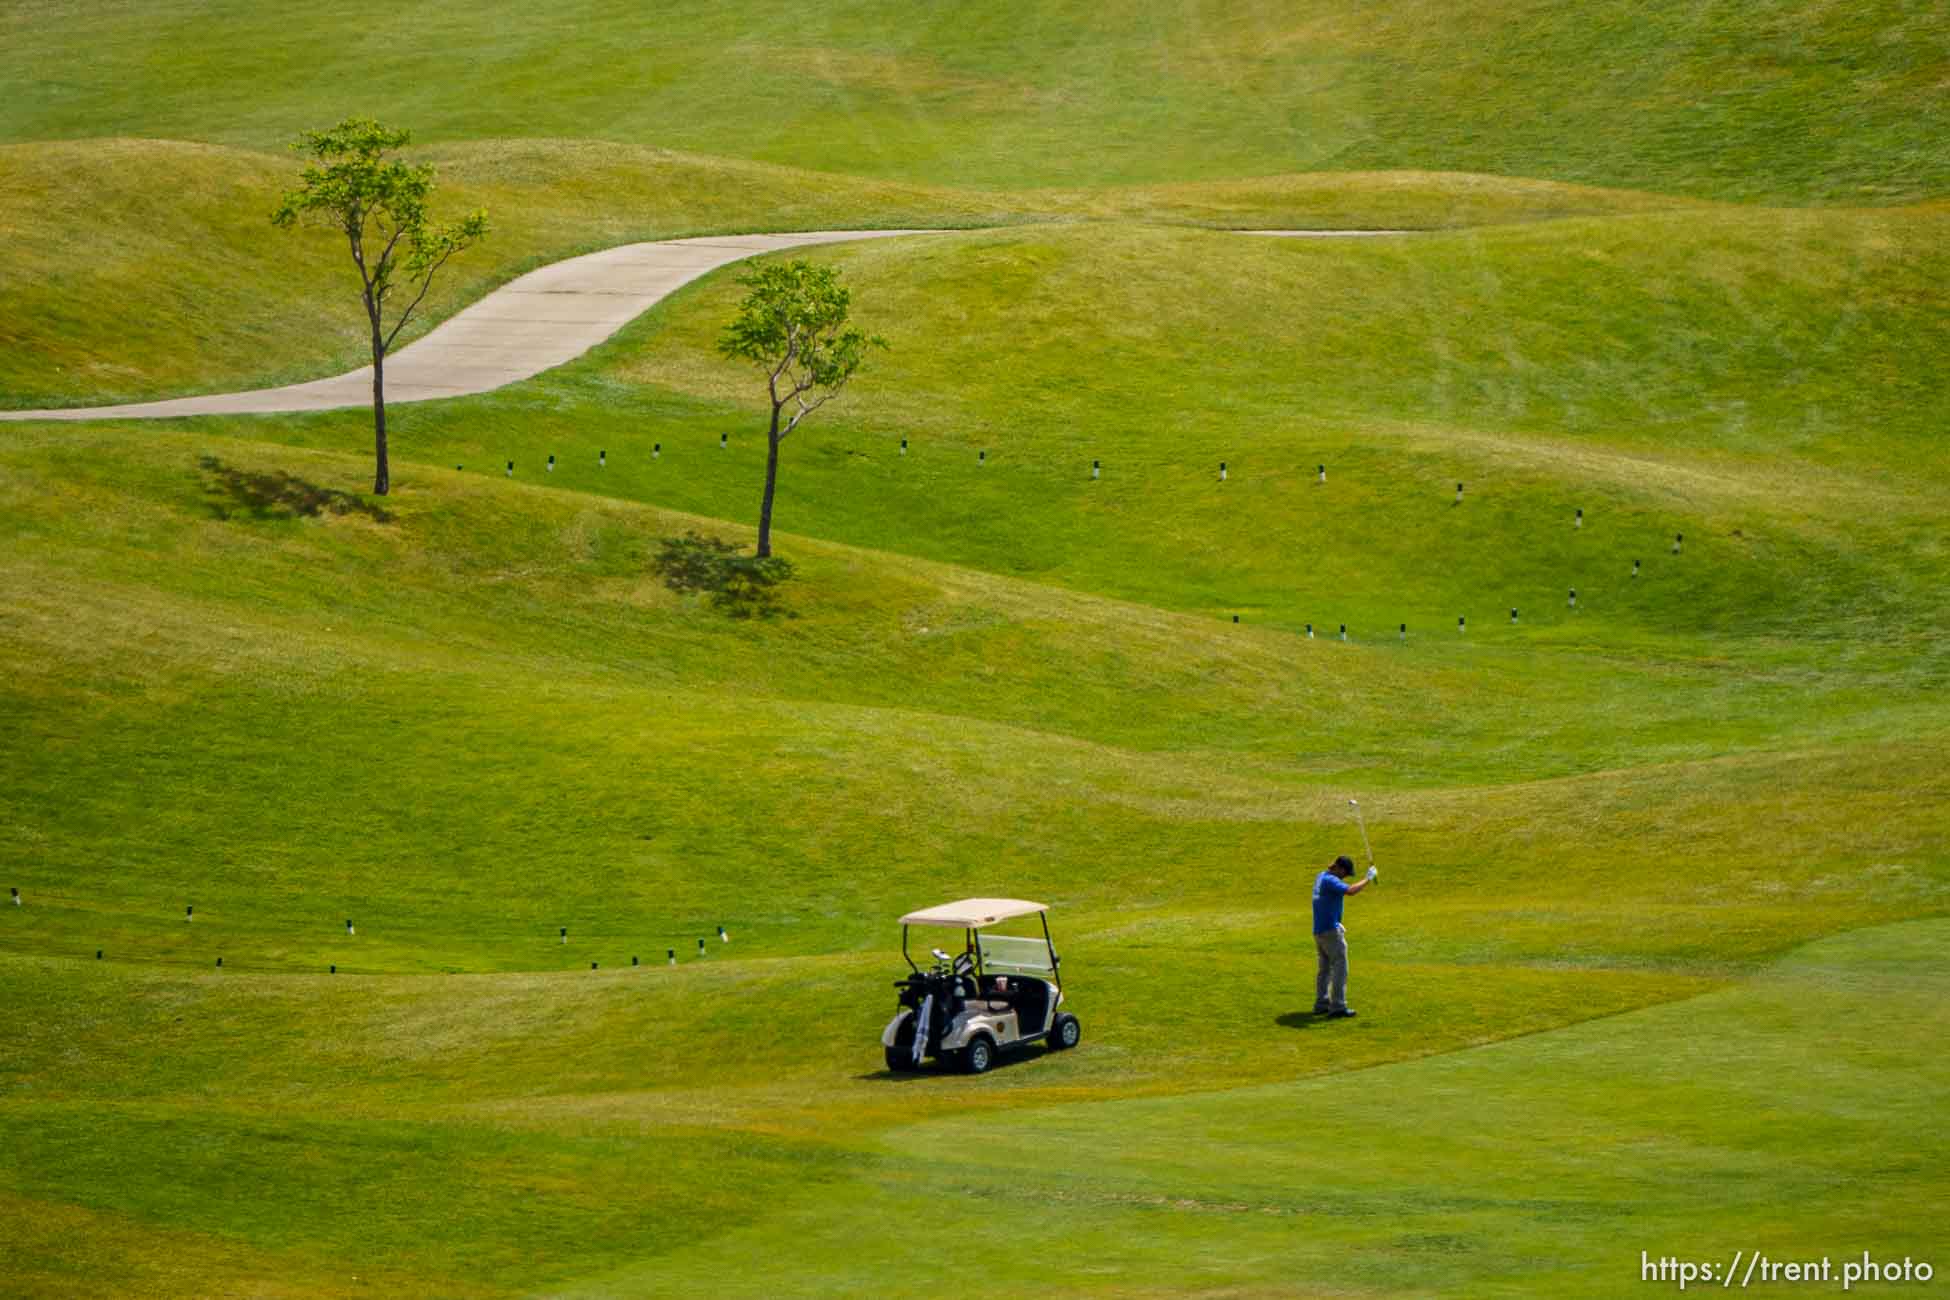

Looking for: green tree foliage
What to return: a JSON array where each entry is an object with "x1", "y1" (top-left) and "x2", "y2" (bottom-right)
[
  {"x1": 272, "y1": 118, "x2": 487, "y2": 495},
  {"x1": 718, "y1": 259, "x2": 884, "y2": 557}
]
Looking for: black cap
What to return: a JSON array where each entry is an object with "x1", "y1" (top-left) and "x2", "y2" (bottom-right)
[{"x1": 1331, "y1": 855, "x2": 1356, "y2": 876}]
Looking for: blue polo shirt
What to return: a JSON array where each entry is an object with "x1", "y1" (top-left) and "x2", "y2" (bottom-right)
[{"x1": 1312, "y1": 870, "x2": 1350, "y2": 934}]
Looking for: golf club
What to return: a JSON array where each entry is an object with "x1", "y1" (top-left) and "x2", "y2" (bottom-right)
[{"x1": 1349, "y1": 797, "x2": 1374, "y2": 869}]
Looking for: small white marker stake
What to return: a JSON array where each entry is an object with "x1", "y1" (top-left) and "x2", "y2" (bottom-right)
[
  {"x1": 1569, "y1": 588, "x2": 1578, "y2": 609},
  {"x1": 1458, "y1": 615, "x2": 1466, "y2": 633},
  {"x1": 697, "y1": 937, "x2": 707, "y2": 957},
  {"x1": 560, "y1": 926, "x2": 568, "y2": 946},
  {"x1": 1673, "y1": 533, "x2": 1684, "y2": 554},
  {"x1": 1399, "y1": 622, "x2": 1407, "y2": 642},
  {"x1": 1305, "y1": 622, "x2": 1313, "y2": 638},
  {"x1": 1220, "y1": 461, "x2": 1227, "y2": 482},
  {"x1": 720, "y1": 433, "x2": 728, "y2": 449},
  {"x1": 1091, "y1": 459, "x2": 1100, "y2": 480},
  {"x1": 1339, "y1": 623, "x2": 1347, "y2": 641},
  {"x1": 9, "y1": 887, "x2": 17, "y2": 906},
  {"x1": 1317, "y1": 464, "x2": 1326, "y2": 484},
  {"x1": 599, "y1": 450, "x2": 606, "y2": 467},
  {"x1": 979, "y1": 449, "x2": 986, "y2": 464},
  {"x1": 668, "y1": 948, "x2": 676, "y2": 966},
  {"x1": 1575, "y1": 507, "x2": 1583, "y2": 529},
  {"x1": 1455, "y1": 482, "x2": 1463, "y2": 504},
  {"x1": 653, "y1": 443, "x2": 661, "y2": 460},
  {"x1": 506, "y1": 461, "x2": 513, "y2": 478},
  {"x1": 718, "y1": 925, "x2": 729, "y2": 944},
  {"x1": 1511, "y1": 607, "x2": 1519, "y2": 625},
  {"x1": 186, "y1": 905, "x2": 193, "y2": 923},
  {"x1": 346, "y1": 919, "x2": 354, "y2": 936},
  {"x1": 1633, "y1": 559, "x2": 1641, "y2": 577},
  {"x1": 547, "y1": 454, "x2": 555, "y2": 473},
  {"x1": 899, "y1": 438, "x2": 908, "y2": 456}
]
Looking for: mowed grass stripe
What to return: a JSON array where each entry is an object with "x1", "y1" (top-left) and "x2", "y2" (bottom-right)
[
  {"x1": 575, "y1": 920, "x2": 1950, "y2": 1298},
  {"x1": 1, "y1": 918, "x2": 1890, "y2": 1297}
]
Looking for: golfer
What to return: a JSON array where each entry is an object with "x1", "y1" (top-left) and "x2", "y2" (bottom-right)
[{"x1": 1313, "y1": 854, "x2": 1377, "y2": 1018}]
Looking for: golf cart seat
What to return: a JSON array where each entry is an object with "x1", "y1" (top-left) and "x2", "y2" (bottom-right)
[
  {"x1": 1009, "y1": 978, "x2": 1051, "y2": 1034},
  {"x1": 972, "y1": 975, "x2": 1049, "y2": 1031}
]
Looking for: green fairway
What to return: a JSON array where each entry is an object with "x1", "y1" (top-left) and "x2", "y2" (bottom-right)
[{"x1": 2, "y1": 0, "x2": 1948, "y2": 1294}]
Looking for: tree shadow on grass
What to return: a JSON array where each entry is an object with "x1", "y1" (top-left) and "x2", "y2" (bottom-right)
[
  {"x1": 199, "y1": 456, "x2": 394, "y2": 523},
  {"x1": 652, "y1": 530, "x2": 796, "y2": 619}
]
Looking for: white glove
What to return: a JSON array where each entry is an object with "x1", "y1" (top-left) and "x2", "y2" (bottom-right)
[{"x1": 1367, "y1": 865, "x2": 1378, "y2": 882}]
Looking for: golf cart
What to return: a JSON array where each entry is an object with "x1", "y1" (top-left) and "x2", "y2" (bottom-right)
[{"x1": 882, "y1": 898, "x2": 1080, "y2": 1074}]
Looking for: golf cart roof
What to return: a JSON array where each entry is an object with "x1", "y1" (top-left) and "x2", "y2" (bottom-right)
[{"x1": 900, "y1": 898, "x2": 1048, "y2": 927}]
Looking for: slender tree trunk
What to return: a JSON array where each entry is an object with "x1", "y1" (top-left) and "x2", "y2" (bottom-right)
[
  {"x1": 371, "y1": 332, "x2": 389, "y2": 496},
  {"x1": 756, "y1": 405, "x2": 782, "y2": 558}
]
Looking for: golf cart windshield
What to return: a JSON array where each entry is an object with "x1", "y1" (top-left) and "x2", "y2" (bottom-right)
[{"x1": 976, "y1": 932, "x2": 1055, "y2": 975}]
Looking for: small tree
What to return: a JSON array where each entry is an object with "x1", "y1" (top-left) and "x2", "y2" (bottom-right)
[
  {"x1": 718, "y1": 259, "x2": 885, "y2": 558},
  {"x1": 273, "y1": 117, "x2": 487, "y2": 495}
]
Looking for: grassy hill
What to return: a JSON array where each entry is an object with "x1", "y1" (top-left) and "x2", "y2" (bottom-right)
[
  {"x1": 124, "y1": 216, "x2": 1950, "y2": 647},
  {"x1": 1, "y1": 139, "x2": 1689, "y2": 408},
  {"x1": 3, "y1": 419, "x2": 1946, "y2": 1292},
  {"x1": 4, "y1": 289, "x2": 1947, "y2": 1290},
  {"x1": 2, "y1": 0, "x2": 1948, "y2": 1293},
  {"x1": 1, "y1": 0, "x2": 1944, "y2": 199}
]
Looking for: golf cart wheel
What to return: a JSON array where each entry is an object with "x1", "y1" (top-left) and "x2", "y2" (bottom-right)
[
  {"x1": 1049, "y1": 1013, "x2": 1081, "y2": 1050},
  {"x1": 963, "y1": 1035, "x2": 996, "y2": 1075}
]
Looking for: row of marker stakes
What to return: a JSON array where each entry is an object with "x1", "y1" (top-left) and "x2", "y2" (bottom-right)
[
  {"x1": 482, "y1": 447, "x2": 1361, "y2": 483},
  {"x1": 461, "y1": 443, "x2": 1683, "y2": 544},
  {"x1": 9, "y1": 893, "x2": 731, "y2": 972},
  {"x1": 443, "y1": 442, "x2": 1689, "y2": 631},
  {"x1": 1283, "y1": 589, "x2": 1621, "y2": 638},
  {"x1": 1240, "y1": 549, "x2": 1679, "y2": 632}
]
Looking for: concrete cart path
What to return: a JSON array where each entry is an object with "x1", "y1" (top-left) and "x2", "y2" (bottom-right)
[{"x1": 2, "y1": 228, "x2": 1409, "y2": 422}]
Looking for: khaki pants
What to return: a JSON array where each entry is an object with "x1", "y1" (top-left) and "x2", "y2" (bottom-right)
[{"x1": 1314, "y1": 925, "x2": 1348, "y2": 1011}]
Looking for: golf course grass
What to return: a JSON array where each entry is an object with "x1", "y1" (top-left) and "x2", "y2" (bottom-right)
[
  {"x1": 3, "y1": 0, "x2": 1947, "y2": 1294},
  {"x1": 3, "y1": 0, "x2": 1944, "y2": 199}
]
